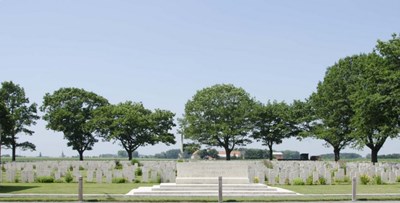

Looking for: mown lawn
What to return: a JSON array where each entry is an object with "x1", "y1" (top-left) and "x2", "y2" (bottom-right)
[
  {"x1": 280, "y1": 184, "x2": 400, "y2": 194},
  {"x1": 0, "y1": 182, "x2": 155, "y2": 194}
]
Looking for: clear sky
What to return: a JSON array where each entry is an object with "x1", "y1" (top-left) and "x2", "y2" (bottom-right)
[{"x1": 1, "y1": 0, "x2": 399, "y2": 158}]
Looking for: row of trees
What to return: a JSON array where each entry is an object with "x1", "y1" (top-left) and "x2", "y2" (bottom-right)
[
  {"x1": 179, "y1": 34, "x2": 400, "y2": 163},
  {"x1": 1, "y1": 34, "x2": 398, "y2": 162},
  {"x1": 0, "y1": 85, "x2": 176, "y2": 161}
]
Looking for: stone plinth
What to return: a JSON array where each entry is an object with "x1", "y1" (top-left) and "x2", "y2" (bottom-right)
[{"x1": 176, "y1": 161, "x2": 249, "y2": 184}]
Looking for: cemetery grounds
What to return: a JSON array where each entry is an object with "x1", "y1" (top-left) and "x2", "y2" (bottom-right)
[{"x1": 0, "y1": 158, "x2": 400, "y2": 202}]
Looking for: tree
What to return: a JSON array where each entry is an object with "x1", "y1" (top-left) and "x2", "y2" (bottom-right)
[
  {"x1": 309, "y1": 57, "x2": 356, "y2": 161},
  {"x1": 180, "y1": 84, "x2": 257, "y2": 160},
  {"x1": 0, "y1": 81, "x2": 39, "y2": 161},
  {"x1": 349, "y1": 52, "x2": 399, "y2": 163},
  {"x1": 251, "y1": 101, "x2": 295, "y2": 160},
  {"x1": 282, "y1": 150, "x2": 300, "y2": 159},
  {"x1": 92, "y1": 101, "x2": 176, "y2": 160},
  {"x1": 41, "y1": 87, "x2": 109, "y2": 161},
  {"x1": 117, "y1": 150, "x2": 128, "y2": 158},
  {"x1": 238, "y1": 148, "x2": 268, "y2": 159}
]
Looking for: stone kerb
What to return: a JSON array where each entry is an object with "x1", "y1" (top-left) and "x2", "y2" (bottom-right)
[{"x1": 176, "y1": 161, "x2": 250, "y2": 184}]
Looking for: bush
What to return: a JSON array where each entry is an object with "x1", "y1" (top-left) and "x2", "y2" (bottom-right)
[
  {"x1": 131, "y1": 159, "x2": 141, "y2": 165},
  {"x1": 79, "y1": 166, "x2": 85, "y2": 171},
  {"x1": 253, "y1": 177, "x2": 259, "y2": 183},
  {"x1": 135, "y1": 167, "x2": 142, "y2": 176},
  {"x1": 373, "y1": 175, "x2": 383, "y2": 185},
  {"x1": 318, "y1": 177, "x2": 327, "y2": 185},
  {"x1": 64, "y1": 172, "x2": 73, "y2": 183},
  {"x1": 396, "y1": 176, "x2": 400, "y2": 183},
  {"x1": 54, "y1": 179, "x2": 64, "y2": 183},
  {"x1": 306, "y1": 175, "x2": 313, "y2": 185},
  {"x1": 360, "y1": 174, "x2": 370, "y2": 185},
  {"x1": 112, "y1": 177, "x2": 127, "y2": 183},
  {"x1": 114, "y1": 160, "x2": 123, "y2": 170},
  {"x1": 35, "y1": 176, "x2": 55, "y2": 183},
  {"x1": 292, "y1": 178, "x2": 305, "y2": 185},
  {"x1": 134, "y1": 179, "x2": 141, "y2": 183}
]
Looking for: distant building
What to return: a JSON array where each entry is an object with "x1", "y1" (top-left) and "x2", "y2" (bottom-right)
[
  {"x1": 218, "y1": 150, "x2": 241, "y2": 158},
  {"x1": 273, "y1": 152, "x2": 283, "y2": 160}
]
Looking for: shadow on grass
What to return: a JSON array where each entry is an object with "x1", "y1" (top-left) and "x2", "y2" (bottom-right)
[{"x1": 0, "y1": 185, "x2": 39, "y2": 193}]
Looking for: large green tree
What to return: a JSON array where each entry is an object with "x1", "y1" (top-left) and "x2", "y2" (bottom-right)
[
  {"x1": 180, "y1": 84, "x2": 257, "y2": 160},
  {"x1": 92, "y1": 101, "x2": 176, "y2": 160},
  {"x1": 252, "y1": 101, "x2": 295, "y2": 160},
  {"x1": 0, "y1": 81, "x2": 39, "y2": 161},
  {"x1": 349, "y1": 52, "x2": 399, "y2": 163},
  {"x1": 309, "y1": 57, "x2": 356, "y2": 161},
  {"x1": 41, "y1": 87, "x2": 109, "y2": 161}
]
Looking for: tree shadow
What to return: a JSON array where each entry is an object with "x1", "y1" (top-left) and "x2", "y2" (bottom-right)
[{"x1": 0, "y1": 185, "x2": 39, "y2": 193}]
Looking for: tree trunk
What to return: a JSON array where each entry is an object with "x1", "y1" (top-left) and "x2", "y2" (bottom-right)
[
  {"x1": 225, "y1": 148, "x2": 231, "y2": 161},
  {"x1": 333, "y1": 147, "x2": 340, "y2": 162},
  {"x1": 12, "y1": 143, "x2": 16, "y2": 162},
  {"x1": 371, "y1": 148, "x2": 378, "y2": 164},
  {"x1": 268, "y1": 144, "x2": 273, "y2": 161},
  {"x1": 78, "y1": 151, "x2": 84, "y2": 161},
  {"x1": 128, "y1": 150, "x2": 133, "y2": 161}
]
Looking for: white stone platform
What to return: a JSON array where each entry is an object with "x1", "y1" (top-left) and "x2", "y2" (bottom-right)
[
  {"x1": 126, "y1": 183, "x2": 298, "y2": 197},
  {"x1": 126, "y1": 161, "x2": 298, "y2": 197}
]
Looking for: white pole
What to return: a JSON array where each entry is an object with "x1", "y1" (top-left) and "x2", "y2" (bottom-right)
[
  {"x1": 78, "y1": 176, "x2": 83, "y2": 202},
  {"x1": 352, "y1": 176, "x2": 357, "y2": 202},
  {"x1": 218, "y1": 176, "x2": 223, "y2": 203}
]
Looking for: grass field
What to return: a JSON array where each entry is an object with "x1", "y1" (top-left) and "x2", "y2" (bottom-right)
[
  {"x1": 1, "y1": 182, "x2": 400, "y2": 202},
  {"x1": 0, "y1": 182, "x2": 155, "y2": 194},
  {"x1": 1, "y1": 182, "x2": 400, "y2": 194}
]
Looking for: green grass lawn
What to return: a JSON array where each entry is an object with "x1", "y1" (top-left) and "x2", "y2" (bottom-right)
[
  {"x1": 280, "y1": 184, "x2": 400, "y2": 194},
  {"x1": 1, "y1": 183, "x2": 400, "y2": 202},
  {"x1": 0, "y1": 182, "x2": 155, "y2": 194}
]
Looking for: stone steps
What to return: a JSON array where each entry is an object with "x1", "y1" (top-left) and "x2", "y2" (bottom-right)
[{"x1": 126, "y1": 183, "x2": 298, "y2": 197}]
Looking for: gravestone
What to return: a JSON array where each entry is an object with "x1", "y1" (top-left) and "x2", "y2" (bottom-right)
[
  {"x1": 106, "y1": 171, "x2": 112, "y2": 183},
  {"x1": 96, "y1": 170, "x2": 103, "y2": 183},
  {"x1": 87, "y1": 170, "x2": 94, "y2": 182}
]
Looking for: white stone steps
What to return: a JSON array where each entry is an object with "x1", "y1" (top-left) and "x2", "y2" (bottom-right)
[{"x1": 126, "y1": 183, "x2": 298, "y2": 197}]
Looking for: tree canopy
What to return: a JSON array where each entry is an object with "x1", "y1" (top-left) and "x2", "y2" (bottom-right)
[
  {"x1": 92, "y1": 101, "x2": 176, "y2": 160},
  {"x1": 252, "y1": 101, "x2": 295, "y2": 160},
  {"x1": 309, "y1": 56, "x2": 356, "y2": 161},
  {"x1": 180, "y1": 84, "x2": 257, "y2": 160},
  {"x1": 41, "y1": 87, "x2": 109, "y2": 161},
  {"x1": 0, "y1": 81, "x2": 39, "y2": 161}
]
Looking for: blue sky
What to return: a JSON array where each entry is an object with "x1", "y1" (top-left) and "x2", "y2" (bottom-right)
[{"x1": 1, "y1": 0, "x2": 399, "y2": 157}]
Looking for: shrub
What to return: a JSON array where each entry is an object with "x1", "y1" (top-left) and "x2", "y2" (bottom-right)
[
  {"x1": 79, "y1": 166, "x2": 85, "y2": 171},
  {"x1": 64, "y1": 172, "x2": 73, "y2": 183},
  {"x1": 35, "y1": 176, "x2": 55, "y2": 183},
  {"x1": 54, "y1": 179, "x2": 64, "y2": 183},
  {"x1": 396, "y1": 176, "x2": 400, "y2": 183},
  {"x1": 373, "y1": 175, "x2": 383, "y2": 185},
  {"x1": 253, "y1": 177, "x2": 259, "y2": 183},
  {"x1": 134, "y1": 179, "x2": 141, "y2": 183},
  {"x1": 114, "y1": 160, "x2": 123, "y2": 170},
  {"x1": 177, "y1": 159, "x2": 184, "y2": 163},
  {"x1": 306, "y1": 175, "x2": 313, "y2": 185},
  {"x1": 135, "y1": 167, "x2": 142, "y2": 176},
  {"x1": 360, "y1": 174, "x2": 370, "y2": 185},
  {"x1": 292, "y1": 178, "x2": 305, "y2": 185},
  {"x1": 318, "y1": 177, "x2": 327, "y2": 185},
  {"x1": 112, "y1": 177, "x2": 127, "y2": 183},
  {"x1": 131, "y1": 159, "x2": 141, "y2": 165}
]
